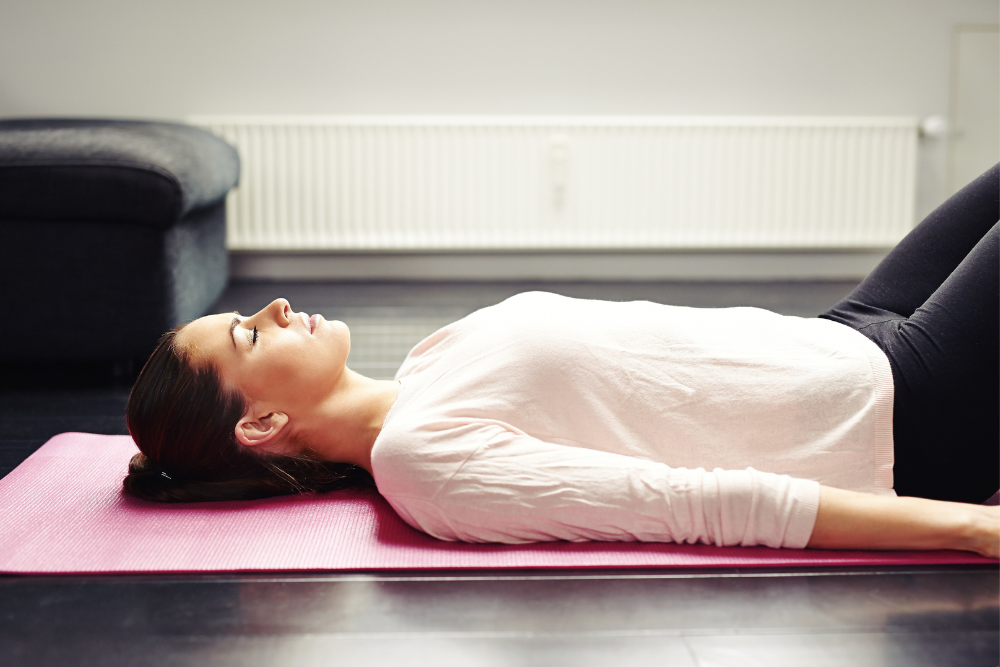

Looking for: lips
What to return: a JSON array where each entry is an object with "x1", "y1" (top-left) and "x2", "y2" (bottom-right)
[{"x1": 297, "y1": 311, "x2": 323, "y2": 334}]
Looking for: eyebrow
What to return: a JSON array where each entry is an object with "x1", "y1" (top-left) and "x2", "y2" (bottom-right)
[{"x1": 229, "y1": 313, "x2": 240, "y2": 350}]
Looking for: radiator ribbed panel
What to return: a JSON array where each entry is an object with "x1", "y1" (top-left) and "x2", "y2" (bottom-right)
[{"x1": 188, "y1": 117, "x2": 918, "y2": 250}]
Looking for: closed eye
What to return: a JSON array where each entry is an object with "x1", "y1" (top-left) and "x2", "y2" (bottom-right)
[
  {"x1": 245, "y1": 326, "x2": 258, "y2": 349},
  {"x1": 229, "y1": 315, "x2": 240, "y2": 349}
]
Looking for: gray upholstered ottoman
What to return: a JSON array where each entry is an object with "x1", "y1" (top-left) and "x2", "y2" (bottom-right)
[{"x1": 0, "y1": 119, "x2": 239, "y2": 363}]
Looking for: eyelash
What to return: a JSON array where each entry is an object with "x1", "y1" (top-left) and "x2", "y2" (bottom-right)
[{"x1": 250, "y1": 326, "x2": 258, "y2": 347}]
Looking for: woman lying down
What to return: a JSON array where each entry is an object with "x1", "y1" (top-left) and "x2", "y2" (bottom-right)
[{"x1": 124, "y1": 165, "x2": 1000, "y2": 559}]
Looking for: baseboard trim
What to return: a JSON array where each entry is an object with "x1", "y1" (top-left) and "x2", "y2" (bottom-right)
[{"x1": 229, "y1": 250, "x2": 890, "y2": 282}]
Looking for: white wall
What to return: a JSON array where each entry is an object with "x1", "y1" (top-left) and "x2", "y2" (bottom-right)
[{"x1": 2, "y1": 0, "x2": 997, "y2": 220}]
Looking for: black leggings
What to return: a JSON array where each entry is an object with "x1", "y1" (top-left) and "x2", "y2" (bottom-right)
[{"x1": 820, "y1": 163, "x2": 999, "y2": 504}]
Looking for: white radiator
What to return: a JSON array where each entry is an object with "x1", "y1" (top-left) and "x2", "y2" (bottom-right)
[{"x1": 188, "y1": 116, "x2": 918, "y2": 251}]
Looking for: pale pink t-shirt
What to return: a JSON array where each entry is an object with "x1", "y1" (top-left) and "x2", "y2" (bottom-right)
[{"x1": 371, "y1": 292, "x2": 895, "y2": 548}]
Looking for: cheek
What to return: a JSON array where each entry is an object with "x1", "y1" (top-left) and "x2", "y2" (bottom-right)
[
  {"x1": 232, "y1": 322, "x2": 350, "y2": 406},
  {"x1": 255, "y1": 329, "x2": 348, "y2": 402}
]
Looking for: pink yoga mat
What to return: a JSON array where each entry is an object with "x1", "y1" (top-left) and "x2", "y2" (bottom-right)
[{"x1": 0, "y1": 433, "x2": 993, "y2": 574}]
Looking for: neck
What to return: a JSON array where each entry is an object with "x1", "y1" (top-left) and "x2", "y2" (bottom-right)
[{"x1": 295, "y1": 368, "x2": 399, "y2": 475}]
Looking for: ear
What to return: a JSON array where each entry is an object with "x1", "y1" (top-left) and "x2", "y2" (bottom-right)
[{"x1": 235, "y1": 409, "x2": 290, "y2": 449}]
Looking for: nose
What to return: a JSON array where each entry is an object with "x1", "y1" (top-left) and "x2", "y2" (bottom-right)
[{"x1": 252, "y1": 298, "x2": 292, "y2": 327}]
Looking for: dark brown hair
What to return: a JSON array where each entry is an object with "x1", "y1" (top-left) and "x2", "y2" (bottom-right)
[{"x1": 123, "y1": 327, "x2": 373, "y2": 502}]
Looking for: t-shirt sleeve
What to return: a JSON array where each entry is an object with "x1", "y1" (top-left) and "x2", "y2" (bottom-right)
[{"x1": 376, "y1": 423, "x2": 821, "y2": 548}]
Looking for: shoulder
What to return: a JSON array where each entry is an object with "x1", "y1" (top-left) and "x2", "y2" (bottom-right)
[{"x1": 371, "y1": 416, "x2": 486, "y2": 496}]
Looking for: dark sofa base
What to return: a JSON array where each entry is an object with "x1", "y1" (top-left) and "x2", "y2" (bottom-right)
[{"x1": 0, "y1": 202, "x2": 228, "y2": 362}]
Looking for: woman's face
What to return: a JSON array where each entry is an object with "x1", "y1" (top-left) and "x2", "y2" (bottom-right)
[{"x1": 176, "y1": 299, "x2": 351, "y2": 413}]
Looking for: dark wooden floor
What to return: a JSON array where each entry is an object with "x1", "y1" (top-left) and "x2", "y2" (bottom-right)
[{"x1": 1, "y1": 280, "x2": 997, "y2": 667}]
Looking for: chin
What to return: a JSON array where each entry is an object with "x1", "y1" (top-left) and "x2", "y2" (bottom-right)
[
  {"x1": 322, "y1": 320, "x2": 351, "y2": 366},
  {"x1": 325, "y1": 319, "x2": 350, "y2": 343}
]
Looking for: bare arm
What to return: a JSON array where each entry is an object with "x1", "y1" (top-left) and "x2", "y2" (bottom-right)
[{"x1": 807, "y1": 486, "x2": 1000, "y2": 558}]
